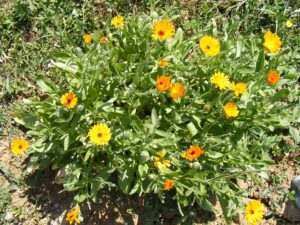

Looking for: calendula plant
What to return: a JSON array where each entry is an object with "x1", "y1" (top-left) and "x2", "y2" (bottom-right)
[{"x1": 14, "y1": 11, "x2": 299, "y2": 223}]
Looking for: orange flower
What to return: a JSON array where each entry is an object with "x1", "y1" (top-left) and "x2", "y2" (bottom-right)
[
  {"x1": 181, "y1": 146, "x2": 204, "y2": 161},
  {"x1": 267, "y1": 70, "x2": 280, "y2": 85},
  {"x1": 60, "y1": 92, "x2": 78, "y2": 109},
  {"x1": 156, "y1": 75, "x2": 172, "y2": 92},
  {"x1": 83, "y1": 34, "x2": 92, "y2": 44},
  {"x1": 170, "y1": 82, "x2": 185, "y2": 100},
  {"x1": 224, "y1": 102, "x2": 239, "y2": 119},
  {"x1": 163, "y1": 179, "x2": 174, "y2": 191},
  {"x1": 100, "y1": 36, "x2": 107, "y2": 44},
  {"x1": 66, "y1": 208, "x2": 80, "y2": 224}
]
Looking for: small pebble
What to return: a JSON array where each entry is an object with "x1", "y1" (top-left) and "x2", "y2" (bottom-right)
[{"x1": 4, "y1": 212, "x2": 13, "y2": 221}]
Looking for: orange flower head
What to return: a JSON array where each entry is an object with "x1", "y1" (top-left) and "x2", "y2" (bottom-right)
[
  {"x1": 170, "y1": 82, "x2": 185, "y2": 100},
  {"x1": 61, "y1": 92, "x2": 78, "y2": 109},
  {"x1": 224, "y1": 102, "x2": 239, "y2": 119},
  {"x1": 83, "y1": 34, "x2": 92, "y2": 44},
  {"x1": 100, "y1": 36, "x2": 107, "y2": 44},
  {"x1": 163, "y1": 179, "x2": 174, "y2": 191},
  {"x1": 181, "y1": 146, "x2": 204, "y2": 161},
  {"x1": 66, "y1": 208, "x2": 80, "y2": 224},
  {"x1": 156, "y1": 75, "x2": 172, "y2": 92},
  {"x1": 267, "y1": 70, "x2": 280, "y2": 85}
]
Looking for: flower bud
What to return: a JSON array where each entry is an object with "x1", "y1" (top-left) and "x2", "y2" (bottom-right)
[
  {"x1": 192, "y1": 162, "x2": 202, "y2": 170},
  {"x1": 140, "y1": 151, "x2": 150, "y2": 161}
]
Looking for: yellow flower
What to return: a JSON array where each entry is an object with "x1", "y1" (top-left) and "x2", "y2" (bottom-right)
[
  {"x1": 154, "y1": 151, "x2": 171, "y2": 169},
  {"x1": 61, "y1": 92, "x2": 78, "y2": 109},
  {"x1": 245, "y1": 200, "x2": 265, "y2": 225},
  {"x1": 170, "y1": 82, "x2": 185, "y2": 100},
  {"x1": 181, "y1": 146, "x2": 205, "y2": 161},
  {"x1": 230, "y1": 82, "x2": 247, "y2": 96},
  {"x1": 163, "y1": 179, "x2": 174, "y2": 191},
  {"x1": 88, "y1": 124, "x2": 112, "y2": 146},
  {"x1": 100, "y1": 36, "x2": 107, "y2": 44},
  {"x1": 199, "y1": 36, "x2": 220, "y2": 56},
  {"x1": 224, "y1": 102, "x2": 239, "y2": 119},
  {"x1": 152, "y1": 19, "x2": 175, "y2": 40},
  {"x1": 263, "y1": 31, "x2": 282, "y2": 55},
  {"x1": 11, "y1": 138, "x2": 29, "y2": 155},
  {"x1": 211, "y1": 72, "x2": 230, "y2": 90},
  {"x1": 66, "y1": 208, "x2": 80, "y2": 224},
  {"x1": 286, "y1": 20, "x2": 293, "y2": 28},
  {"x1": 156, "y1": 75, "x2": 172, "y2": 92},
  {"x1": 111, "y1": 16, "x2": 124, "y2": 28},
  {"x1": 83, "y1": 34, "x2": 92, "y2": 44},
  {"x1": 158, "y1": 59, "x2": 169, "y2": 67}
]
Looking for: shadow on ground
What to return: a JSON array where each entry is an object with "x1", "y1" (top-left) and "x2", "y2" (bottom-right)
[{"x1": 23, "y1": 169, "x2": 217, "y2": 225}]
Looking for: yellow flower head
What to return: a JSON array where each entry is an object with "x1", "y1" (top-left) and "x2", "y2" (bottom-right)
[
  {"x1": 11, "y1": 138, "x2": 29, "y2": 155},
  {"x1": 170, "y1": 82, "x2": 185, "y2": 100},
  {"x1": 230, "y1": 82, "x2": 247, "y2": 96},
  {"x1": 83, "y1": 34, "x2": 92, "y2": 44},
  {"x1": 66, "y1": 208, "x2": 80, "y2": 224},
  {"x1": 199, "y1": 36, "x2": 220, "y2": 56},
  {"x1": 111, "y1": 16, "x2": 124, "y2": 28},
  {"x1": 163, "y1": 179, "x2": 174, "y2": 191},
  {"x1": 156, "y1": 75, "x2": 172, "y2": 92},
  {"x1": 245, "y1": 200, "x2": 265, "y2": 225},
  {"x1": 181, "y1": 145, "x2": 205, "y2": 161},
  {"x1": 286, "y1": 20, "x2": 293, "y2": 28},
  {"x1": 100, "y1": 36, "x2": 107, "y2": 44},
  {"x1": 224, "y1": 102, "x2": 239, "y2": 119},
  {"x1": 61, "y1": 92, "x2": 78, "y2": 109},
  {"x1": 158, "y1": 59, "x2": 169, "y2": 67},
  {"x1": 152, "y1": 19, "x2": 175, "y2": 40},
  {"x1": 267, "y1": 70, "x2": 280, "y2": 85},
  {"x1": 88, "y1": 124, "x2": 112, "y2": 146},
  {"x1": 154, "y1": 151, "x2": 171, "y2": 169},
  {"x1": 211, "y1": 72, "x2": 230, "y2": 90},
  {"x1": 263, "y1": 31, "x2": 282, "y2": 55}
]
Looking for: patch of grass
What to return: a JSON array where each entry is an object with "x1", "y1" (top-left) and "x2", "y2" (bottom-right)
[{"x1": 0, "y1": 185, "x2": 11, "y2": 224}]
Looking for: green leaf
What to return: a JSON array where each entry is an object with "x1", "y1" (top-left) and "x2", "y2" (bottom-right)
[
  {"x1": 289, "y1": 127, "x2": 300, "y2": 144},
  {"x1": 187, "y1": 122, "x2": 198, "y2": 136},
  {"x1": 255, "y1": 50, "x2": 265, "y2": 72},
  {"x1": 270, "y1": 89, "x2": 289, "y2": 103},
  {"x1": 151, "y1": 108, "x2": 158, "y2": 126},
  {"x1": 118, "y1": 164, "x2": 135, "y2": 194},
  {"x1": 196, "y1": 198, "x2": 215, "y2": 212},
  {"x1": 84, "y1": 150, "x2": 92, "y2": 162},
  {"x1": 36, "y1": 79, "x2": 55, "y2": 94},
  {"x1": 63, "y1": 134, "x2": 69, "y2": 151}
]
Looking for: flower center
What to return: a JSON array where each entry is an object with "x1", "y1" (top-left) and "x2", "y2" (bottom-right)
[
  {"x1": 67, "y1": 99, "x2": 72, "y2": 104},
  {"x1": 249, "y1": 209, "x2": 255, "y2": 215},
  {"x1": 206, "y1": 45, "x2": 211, "y2": 49},
  {"x1": 97, "y1": 133, "x2": 103, "y2": 138},
  {"x1": 158, "y1": 30, "x2": 165, "y2": 37},
  {"x1": 190, "y1": 150, "x2": 196, "y2": 155},
  {"x1": 18, "y1": 144, "x2": 23, "y2": 149}
]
